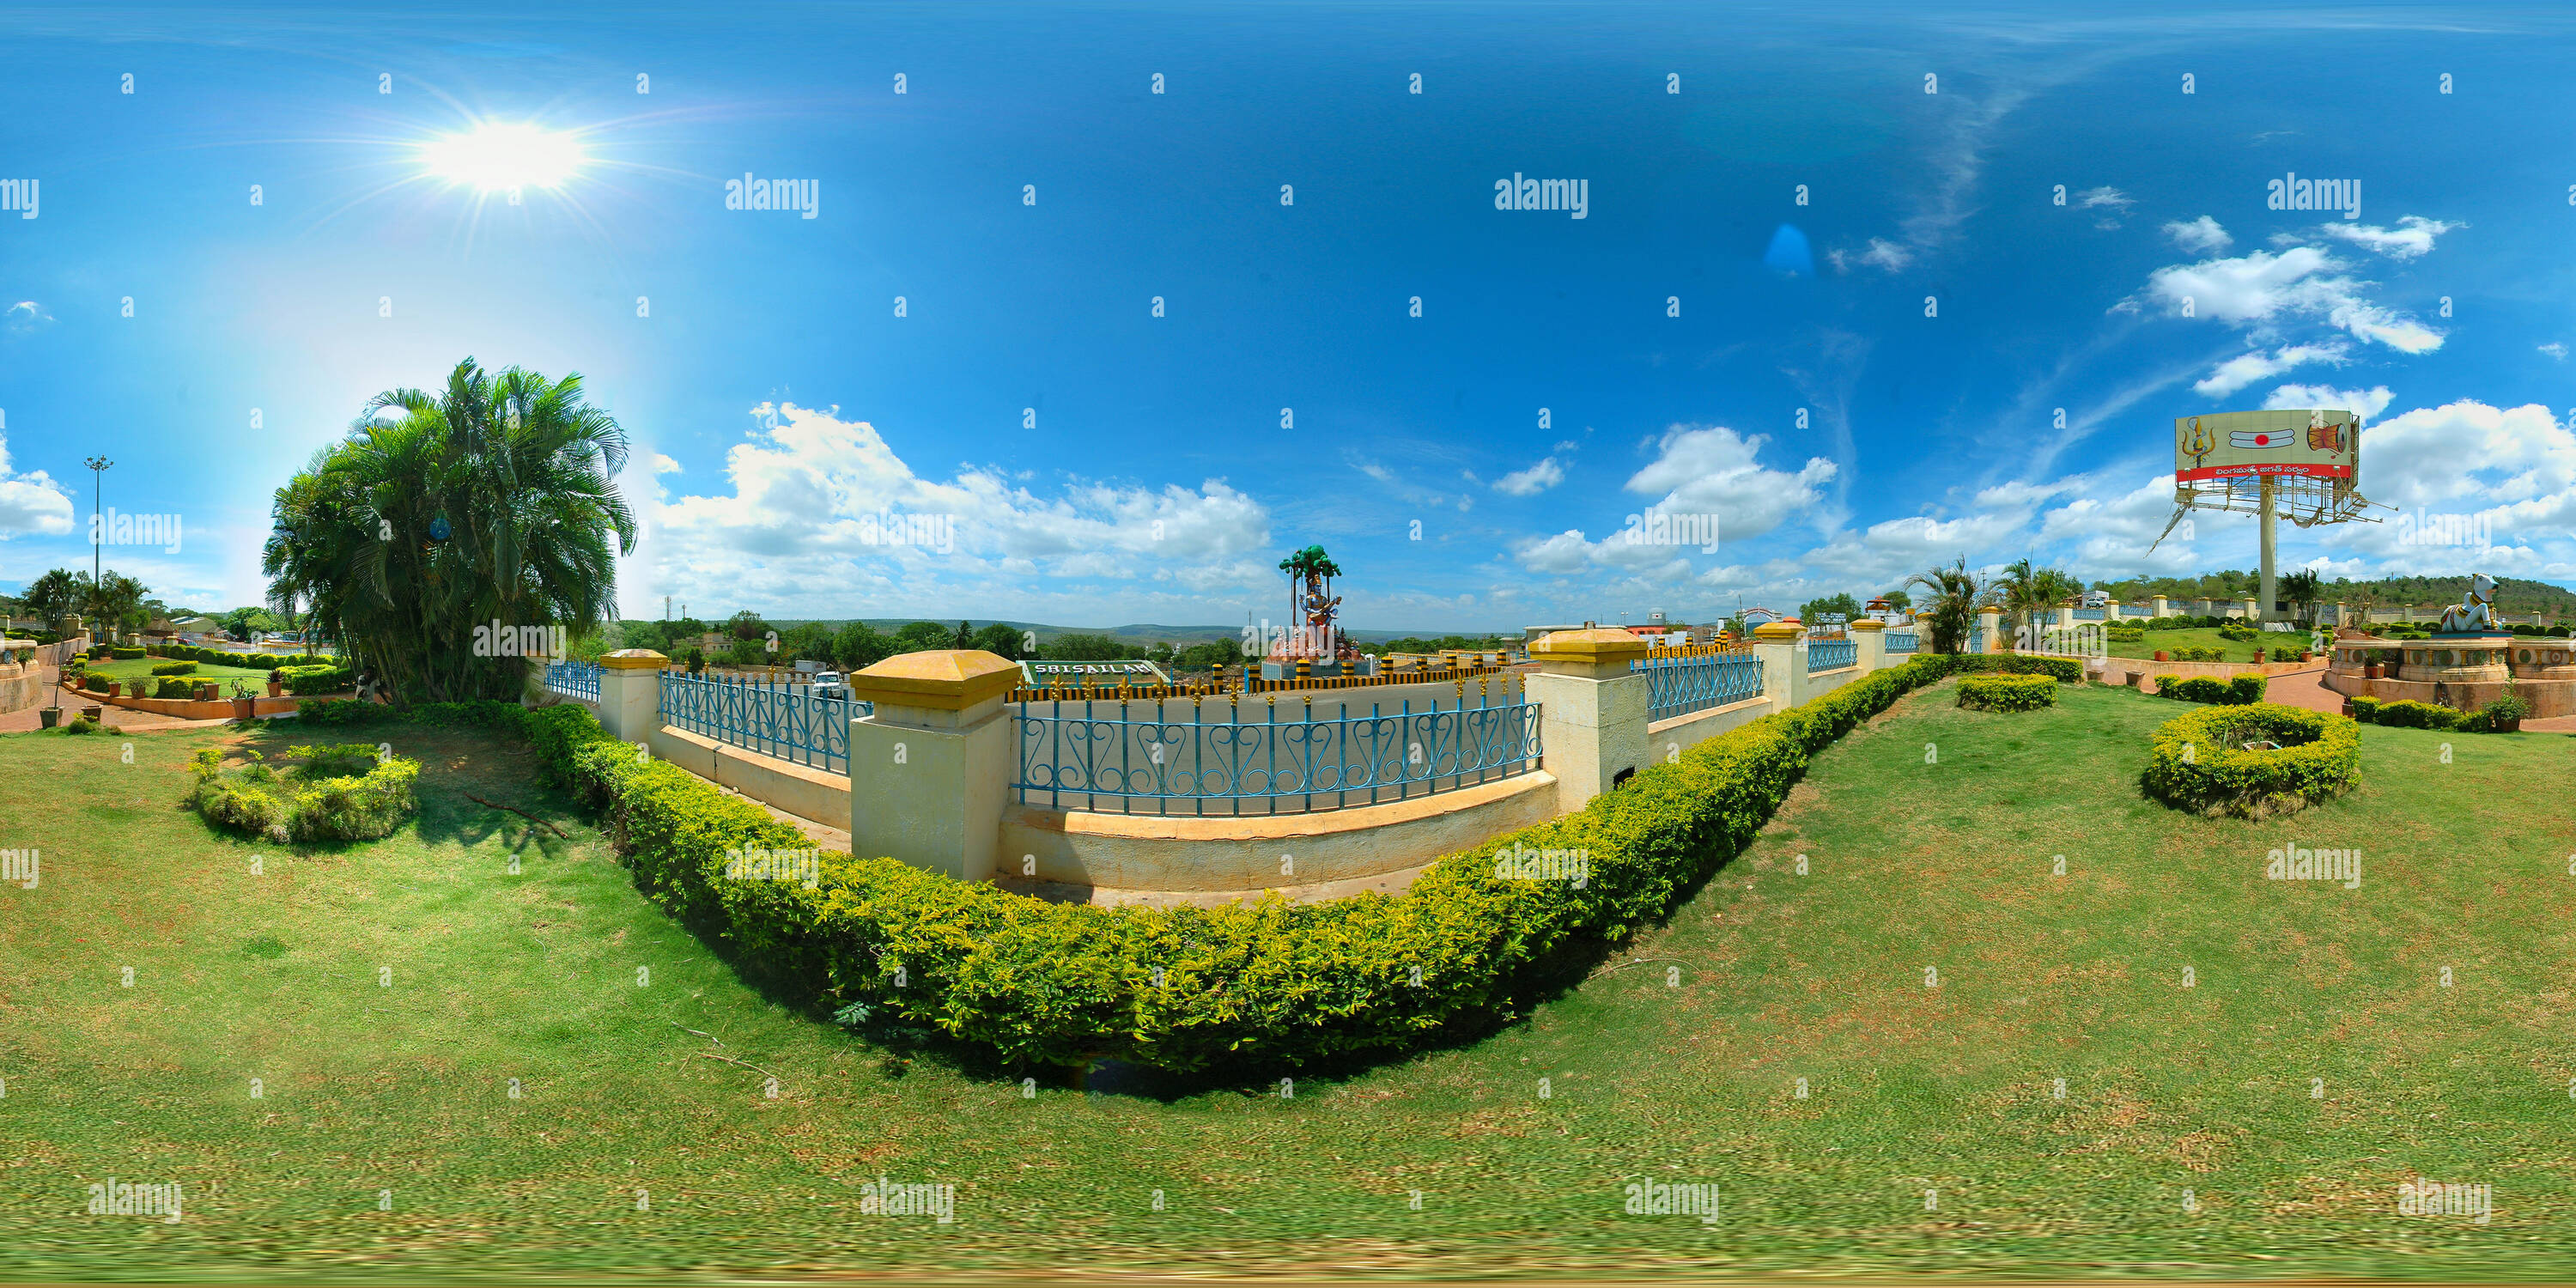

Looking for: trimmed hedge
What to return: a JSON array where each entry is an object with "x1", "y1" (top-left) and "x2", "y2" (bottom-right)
[
  {"x1": 109, "y1": 646, "x2": 145, "y2": 659},
  {"x1": 2155, "y1": 673, "x2": 2266, "y2": 705},
  {"x1": 483, "y1": 654, "x2": 1990, "y2": 1073},
  {"x1": 2345, "y1": 696, "x2": 2513, "y2": 733},
  {"x1": 145, "y1": 642, "x2": 331, "y2": 671},
  {"x1": 1957, "y1": 673, "x2": 2057, "y2": 711},
  {"x1": 281, "y1": 664, "x2": 354, "y2": 695},
  {"x1": 2142, "y1": 703, "x2": 2360, "y2": 818},
  {"x1": 149, "y1": 660, "x2": 199, "y2": 677}
]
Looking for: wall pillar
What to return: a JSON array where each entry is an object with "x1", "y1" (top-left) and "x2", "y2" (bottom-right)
[
  {"x1": 1849, "y1": 617, "x2": 1887, "y2": 671},
  {"x1": 2151, "y1": 595, "x2": 2169, "y2": 618},
  {"x1": 597, "y1": 648, "x2": 667, "y2": 744},
  {"x1": 1975, "y1": 606, "x2": 2001, "y2": 653},
  {"x1": 1525, "y1": 627, "x2": 1649, "y2": 815},
  {"x1": 1751, "y1": 620, "x2": 1803, "y2": 705},
  {"x1": 848, "y1": 650, "x2": 1021, "y2": 881}
]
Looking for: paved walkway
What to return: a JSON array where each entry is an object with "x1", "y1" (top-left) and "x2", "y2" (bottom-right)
[{"x1": 0, "y1": 667, "x2": 234, "y2": 733}]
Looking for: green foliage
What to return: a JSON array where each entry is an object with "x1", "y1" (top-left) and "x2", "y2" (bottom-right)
[
  {"x1": 2484, "y1": 688, "x2": 2530, "y2": 723},
  {"x1": 110, "y1": 646, "x2": 146, "y2": 659},
  {"x1": 1040, "y1": 633, "x2": 1139, "y2": 662},
  {"x1": 281, "y1": 665, "x2": 354, "y2": 695},
  {"x1": 2348, "y1": 696, "x2": 2379, "y2": 720},
  {"x1": 1799, "y1": 592, "x2": 1862, "y2": 625},
  {"x1": 1907, "y1": 653, "x2": 2084, "y2": 683},
  {"x1": 296, "y1": 697, "x2": 400, "y2": 727},
  {"x1": 264, "y1": 357, "x2": 637, "y2": 707},
  {"x1": 2229, "y1": 673, "x2": 2269, "y2": 704},
  {"x1": 155, "y1": 677, "x2": 197, "y2": 699},
  {"x1": 2156, "y1": 675, "x2": 2261, "y2": 704},
  {"x1": 2217, "y1": 623, "x2": 2262, "y2": 643},
  {"x1": 1956, "y1": 673, "x2": 2057, "y2": 712},
  {"x1": 186, "y1": 742, "x2": 421, "y2": 843},
  {"x1": 2345, "y1": 698, "x2": 2507, "y2": 732},
  {"x1": 150, "y1": 660, "x2": 199, "y2": 676},
  {"x1": 2142, "y1": 703, "x2": 2361, "y2": 817}
]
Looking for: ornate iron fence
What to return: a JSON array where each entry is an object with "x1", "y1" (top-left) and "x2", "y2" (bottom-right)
[
  {"x1": 1631, "y1": 651, "x2": 1764, "y2": 722},
  {"x1": 1807, "y1": 638, "x2": 1858, "y2": 672},
  {"x1": 543, "y1": 661, "x2": 603, "y2": 702},
  {"x1": 1886, "y1": 630, "x2": 1919, "y2": 653},
  {"x1": 1014, "y1": 694, "x2": 1542, "y2": 815},
  {"x1": 2073, "y1": 607, "x2": 2106, "y2": 621},
  {"x1": 659, "y1": 670, "x2": 866, "y2": 775}
]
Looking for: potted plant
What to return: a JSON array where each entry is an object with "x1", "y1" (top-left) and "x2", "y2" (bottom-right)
[
  {"x1": 2153, "y1": 649, "x2": 2168, "y2": 662},
  {"x1": 230, "y1": 682, "x2": 256, "y2": 720},
  {"x1": 267, "y1": 668, "x2": 285, "y2": 697},
  {"x1": 39, "y1": 706, "x2": 60, "y2": 729},
  {"x1": 104, "y1": 679, "x2": 120, "y2": 697},
  {"x1": 2484, "y1": 687, "x2": 2529, "y2": 734},
  {"x1": 81, "y1": 703, "x2": 103, "y2": 721}
]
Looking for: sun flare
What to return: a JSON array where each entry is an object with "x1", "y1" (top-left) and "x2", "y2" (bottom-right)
[{"x1": 419, "y1": 122, "x2": 585, "y2": 191}]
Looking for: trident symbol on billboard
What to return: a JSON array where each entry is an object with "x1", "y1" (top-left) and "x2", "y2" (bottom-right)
[{"x1": 2179, "y1": 417, "x2": 2216, "y2": 470}]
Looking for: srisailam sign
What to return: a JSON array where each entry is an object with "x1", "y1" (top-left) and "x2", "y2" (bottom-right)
[
  {"x1": 2175, "y1": 410, "x2": 2358, "y2": 483},
  {"x1": 1021, "y1": 659, "x2": 1171, "y2": 685}
]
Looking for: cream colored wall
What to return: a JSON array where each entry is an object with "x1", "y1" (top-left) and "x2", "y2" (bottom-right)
[
  {"x1": 999, "y1": 770, "x2": 1558, "y2": 892},
  {"x1": 649, "y1": 725, "x2": 852, "y2": 829}
]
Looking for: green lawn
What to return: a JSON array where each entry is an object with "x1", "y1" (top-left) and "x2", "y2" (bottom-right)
[
  {"x1": 79, "y1": 656, "x2": 286, "y2": 691},
  {"x1": 3, "y1": 685, "x2": 2573, "y2": 1280},
  {"x1": 2104, "y1": 625, "x2": 2304, "y2": 663}
]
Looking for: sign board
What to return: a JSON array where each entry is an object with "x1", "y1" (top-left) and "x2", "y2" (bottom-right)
[
  {"x1": 1020, "y1": 659, "x2": 1171, "y2": 685},
  {"x1": 2175, "y1": 410, "x2": 2358, "y2": 484}
]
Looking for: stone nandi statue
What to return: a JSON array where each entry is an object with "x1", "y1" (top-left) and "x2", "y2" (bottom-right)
[{"x1": 2437, "y1": 572, "x2": 2498, "y2": 634}]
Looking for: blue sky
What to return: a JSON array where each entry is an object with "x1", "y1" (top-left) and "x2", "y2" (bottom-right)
[{"x1": 3, "y1": 1, "x2": 2571, "y2": 631}]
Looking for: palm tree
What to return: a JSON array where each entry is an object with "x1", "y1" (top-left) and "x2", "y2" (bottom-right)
[
  {"x1": 74, "y1": 570, "x2": 149, "y2": 641},
  {"x1": 1992, "y1": 558, "x2": 2083, "y2": 650},
  {"x1": 1905, "y1": 558, "x2": 1983, "y2": 653},
  {"x1": 265, "y1": 357, "x2": 637, "y2": 705},
  {"x1": 2279, "y1": 569, "x2": 2322, "y2": 624}
]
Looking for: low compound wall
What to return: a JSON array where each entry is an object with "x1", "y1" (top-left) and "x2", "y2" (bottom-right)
[
  {"x1": 2099, "y1": 656, "x2": 2317, "y2": 686},
  {"x1": 1647, "y1": 695, "x2": 1775, "y2": 757},
  {"x1": 648, "y1": 724, "x2": 853, "y2": 829},
  {"x1": 62, "y1": 678, "x2": 335, "y2": 720},
  {"x1": 1000, "y1": 769, "x2": 1558, "y2": 893}
]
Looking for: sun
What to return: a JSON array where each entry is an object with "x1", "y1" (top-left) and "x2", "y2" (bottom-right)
[{"x1": 419, "y1": 122, "x2": 585, "y2": 191}]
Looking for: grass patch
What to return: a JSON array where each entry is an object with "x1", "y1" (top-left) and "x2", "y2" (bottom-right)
[{"x1": 2, "y1": 687, "x2": 2572, "y2": 1279}]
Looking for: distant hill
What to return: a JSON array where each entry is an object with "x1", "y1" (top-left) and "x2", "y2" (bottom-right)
[{"x1": 2091, "y1": 571, "x2": 2576, "y2": 615}]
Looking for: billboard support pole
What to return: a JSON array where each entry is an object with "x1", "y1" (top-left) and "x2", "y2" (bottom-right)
[{"x1": 2258, "y1": 476, "x2": 2278, "y2": 623}]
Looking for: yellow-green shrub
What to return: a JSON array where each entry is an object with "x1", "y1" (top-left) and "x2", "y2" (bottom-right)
[
  {"x1": 1956, "y1": 673, "x2": 2057, "y2": 711},
  {"x1": 2141, "y1": 703, "x2": 2360, "y2": 818}
]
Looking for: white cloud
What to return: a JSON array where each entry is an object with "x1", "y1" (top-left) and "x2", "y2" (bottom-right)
[
  {"x1": 1623, "y1": 425, "x2": 1837, "y2": 542},
  {"x1": 2163, "y1": 216, "x2": 2233, "y2": 254},
  {"x1": 1858, "y1": 238, "x2": 1912, "y2": 270},
  {"x1": 3, "y1": 301, "x2": 51, "y2": 334},
  {"x1": 1493, "y1": 456, "x2": 1564, "y2": 496},
  {"x1": 2541, "y1": 342, "x2": 2567, "y2": 361},
  {"x1": 651, "y1": 453, "x2": 682, "y2": 474},
  {"x1": 2137, "y1": 242, "x2": 2444, "y2": 355},
  {"x1": 649, "y1": 403, "x2": 1275, "y2": 617},
  {"x1": 2262, "y1": 383, "x2": 2394, "y2": 422},
  {"x1": 2315, "y1": 215, "x2": 2458, "y2": 261},
  {"x1": 2076, "y1": 186, "x2": 2132, "y2": 211},
  {"x1": 2192, "y1": 342, "x2": 2348, "y2": 398},
  {"x1": 0, "y1": 431, "x2": 76, "y2": 538}
]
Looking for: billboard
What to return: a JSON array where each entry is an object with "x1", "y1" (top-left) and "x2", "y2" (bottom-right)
[{"x1": 2175, "y1": 410, "x2": 2358, "y2": 483}]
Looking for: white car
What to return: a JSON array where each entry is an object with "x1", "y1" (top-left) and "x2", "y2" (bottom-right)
[{"x1": 811, "y1": 671, "x2": 849, "y2": 701}]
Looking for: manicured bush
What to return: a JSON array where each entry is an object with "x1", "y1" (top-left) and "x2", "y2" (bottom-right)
[
  {"x1": 2154, "y1": 673, "x2": 2183, "y2": 696},
  {"x1": 2228, "y1": 673, "x2": 2268, "y2": 704},
  {"x1": 185, "y1": 743, "x2": 421, "y2": 843},
  {"x1": 281, "y1": 665, "x2": 354, "y2": 695},
  {"x1": 155, "y1": 677, "x2": 197, "y2": 699},
  {"x1": 2484, "y1": 689, "x2": 2530, "y2": 726},
  {"x1": 1956, "y1": 673, "x2": 2057, "y2": 712},
  {"x1": 2217, "y1": 623, "x2": 2262, "y2": 643},
  {"x1": 2348, "y1": 696, "x2": 2379, "y2": 721},
  {"x1": 149, "y1": 660, "x2": 198, "y2": 676},
  {"x1": 2366, "y1": 699, "x2": 2460, "y2": 731},
  {"x1": 2142, "y1": 703, "x2": 2361, "y2": 818},
  {"x1": 1913, "y1": 653, "x2": 2082, "y2": 683},
  {"x1": 110, "y1": 646, "x2": 145, "y2": 659}
]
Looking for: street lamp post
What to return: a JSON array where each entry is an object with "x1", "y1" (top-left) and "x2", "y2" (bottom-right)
[{"x1": 83, "y1": 457, "x2": 112, "y2": 642}]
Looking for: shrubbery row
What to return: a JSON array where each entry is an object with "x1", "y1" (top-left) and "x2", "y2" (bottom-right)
[
  {"x1": 2152, "y1": 673, "x2": 2268, "y2": 705},
  {"x1": 1955, "y1": 673, "x2": 2057, "y2": 712},
  {"x1": 2346, "y1": 694, "x2": 2526, "y2": 733}
]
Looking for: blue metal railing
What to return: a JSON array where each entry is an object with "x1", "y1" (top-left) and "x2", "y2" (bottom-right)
[
  {"x1": 1807, "y1": 639, "x2": 1858, "y2": 672},
  {"x1": 544, "y1": 661, "x2": 603, "y2": 702},
  {"x1": 659, "y1": 671, "x2": 868, "y2": 775},
  {"x1": 1014, "y1": 694, "x2": 1542, "y2": 815},
  {"x1": 2073, "y1": 608, "x2": 2106, "y2": 621},
  {"x1": 1886, "y1": 631, "x2": 1919, "y2": 654},
  {"x1": 1631, "y1": 651, "x2": 1763, "y2": 722}
]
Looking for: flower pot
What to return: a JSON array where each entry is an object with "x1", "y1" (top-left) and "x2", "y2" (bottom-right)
[
  {"x1": 232, "y1": 696, "x2": 256, "y2": 720},
  {"x1": 81, "y1": 704, "x2": 102, "y2": 721},
  {"x1": 2366, "y1": 664, "x2": 2385, "y2": 679},
  {"x1": 2340, "y1": 697, "x2": 2354, "y2": 716},
  {"x1": 2153, "y1": 650, "x2": 2168, "y2": 662},
  {"x1": 2300, "y1": 651, "x2": 2313, "y2": 663},
  {"x1": 2496, "y1": 717, "x2": 2522, "y2": 733},
  {"x1": 267, "y1": 681, "x2": 283, "y2": 696},
  {"x1": 2123, "y1": 671, "x2": 2142, "y2": 688},
  {"x1": 38, "y1": 707, "x2": 60, "y2": 728}
]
